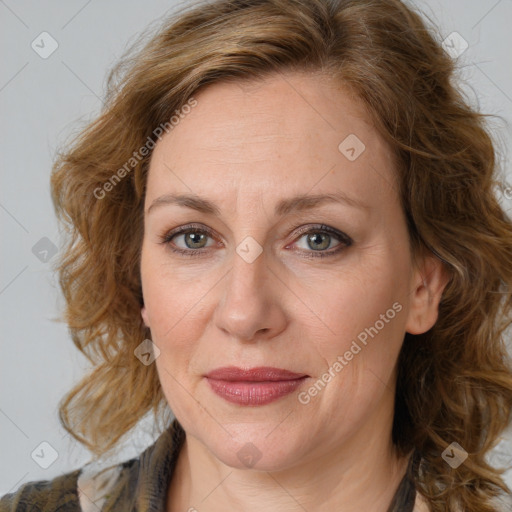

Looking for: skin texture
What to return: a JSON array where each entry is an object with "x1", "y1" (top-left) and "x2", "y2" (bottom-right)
[{"x1": 140, "y1": 71, "x2": 448, "y2": 512}]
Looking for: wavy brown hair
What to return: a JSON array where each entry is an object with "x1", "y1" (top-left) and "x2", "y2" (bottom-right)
[{"x1": 50, "y1": 0, "x2": 512, "y2": 510}]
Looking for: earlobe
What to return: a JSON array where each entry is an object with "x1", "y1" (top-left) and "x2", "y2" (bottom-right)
[
  {"x1": 405, "y1": 254, "x2": 451, "y2": 335},
  {"x1": 141, "y1": 306, "x2": 150, "y2": 328}
]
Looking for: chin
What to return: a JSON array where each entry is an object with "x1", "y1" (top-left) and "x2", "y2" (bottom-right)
[{"x1": 197, "y1": 424, "x2": 309, "y2": 472}]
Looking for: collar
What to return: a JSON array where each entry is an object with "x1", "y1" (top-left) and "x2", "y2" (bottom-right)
[{"x1": 80, "y1": 419, "x2": 417, "y2": 512}]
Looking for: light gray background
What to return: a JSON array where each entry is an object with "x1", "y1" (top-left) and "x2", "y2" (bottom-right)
[{"x1": 1, "y1": 0, "x2": 512, "y2": 495}]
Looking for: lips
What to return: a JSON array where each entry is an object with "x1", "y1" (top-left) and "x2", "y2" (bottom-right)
[
  {"x1": 205, "y1": 366, "x2": 307, "y2": 381},
  {"x1": 204, "y1": 366, "x2": 308, "y2": 406}
]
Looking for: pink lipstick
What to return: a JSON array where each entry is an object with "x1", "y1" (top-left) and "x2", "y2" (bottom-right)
[{"x1": 205, "y1": 366, "x2": 308, "y2": 406}]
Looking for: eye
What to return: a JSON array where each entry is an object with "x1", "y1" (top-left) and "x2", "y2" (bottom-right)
[
  {"x1": 159, "y1": 224, "x2": 217, "y2": 257},
  {"x1": 288, "y1": 224, "x2": 353, "y2": 259},
  {"x1": 159, "y1": 223, "x2": 353, "y2": 259}
]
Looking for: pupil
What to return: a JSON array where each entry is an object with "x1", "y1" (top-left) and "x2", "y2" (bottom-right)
[
  {"x1": 188, "y1": 233, "x2": 204, "y2": 247},
  {"x1": 309, "y1": 233, "x2": 328, "y2": 250}
]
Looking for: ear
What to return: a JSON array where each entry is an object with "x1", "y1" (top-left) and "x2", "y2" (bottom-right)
[
  {"x1": 405, "y1": 252, "x2": 451, "y2": 335},
  {"x1": 141, "y1": 305, "x2": 150, "y2": 328}
]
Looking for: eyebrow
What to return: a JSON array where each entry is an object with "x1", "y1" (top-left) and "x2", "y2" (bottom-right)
[{"x1": 146, "y1": 191, "x2": 369, "y2": 216}]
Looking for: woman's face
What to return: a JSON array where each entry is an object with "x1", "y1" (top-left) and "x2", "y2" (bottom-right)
[{"x1": 140, "y1": 72, "x2": 443, "y2": 471}]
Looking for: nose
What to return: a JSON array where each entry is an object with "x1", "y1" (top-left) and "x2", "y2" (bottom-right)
[{"x1": 212, "y1": 244, "x2": 288, "y2": 343}]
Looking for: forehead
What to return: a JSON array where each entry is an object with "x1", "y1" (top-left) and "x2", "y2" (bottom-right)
[{"x1": 146, "y1": 72, "x2": 397, "y2": 211}]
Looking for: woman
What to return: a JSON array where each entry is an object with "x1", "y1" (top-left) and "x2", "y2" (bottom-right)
[{"x1": 2, "y1": 0, "x2": 512, "y2": 510}]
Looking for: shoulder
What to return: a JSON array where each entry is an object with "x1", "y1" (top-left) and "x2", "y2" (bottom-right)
[
  {"x1": 413, "y1": 491, "x2": 430, "y2": 512},
  {"x1": 0, "y1": 461, "x2": 128, "y2": 512},
  {"x1": 0, "y1": 468, "x2": 82, "y2": 512},
  {"x1": 0, "y1": 419, "x2": 185, "y2": 512},
  {"x1": 491, "y1": 492, "x2": 512, "y2": 511},
  {"x1": 413, "y1": 490, "x2": 512, "y2": 512},
  {"x1": 76, "y1": 461, "x2": 126, "y2": 511}
]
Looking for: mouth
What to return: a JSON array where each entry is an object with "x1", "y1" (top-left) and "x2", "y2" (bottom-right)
[{"x1": 204, "y1": 366, "x2": 309, "y2": 406}]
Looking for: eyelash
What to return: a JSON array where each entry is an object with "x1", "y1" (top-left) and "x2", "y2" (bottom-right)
[{"x1": 159, "y1": 223, "x2": 353, "y2": 260}]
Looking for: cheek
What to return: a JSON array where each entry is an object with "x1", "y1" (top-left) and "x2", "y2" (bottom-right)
[
  {"x1": 141, "y1": 229, "x2": 410, "y2": 366},
  {"x1": 311, "y1": 251, "x2": 408, "y2": 373},
  {"x1": 140, "y1": 244, "x2": 226, "y2": 395},
  {"x1": 300, "y1": 265, "x2": 406, "y2": 430},
  {"x1": 140, "y1": 245, "x2": 208, "y2": 340}
]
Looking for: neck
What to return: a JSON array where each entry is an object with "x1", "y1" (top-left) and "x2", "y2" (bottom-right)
[{"x1": 166, "y1": 409, "x2": 411, "y2": 512}]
